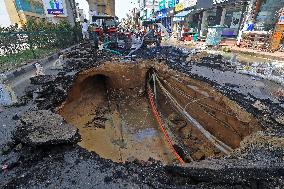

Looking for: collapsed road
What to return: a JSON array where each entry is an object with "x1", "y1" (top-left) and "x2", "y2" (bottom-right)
[{"x1": 1, "y1": 42, "x2": 284, "y2": 188}]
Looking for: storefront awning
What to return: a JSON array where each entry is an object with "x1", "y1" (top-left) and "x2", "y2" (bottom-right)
[
  {"x1": 173, "y1": 10, "x2": 193, "y2": 22},
  {"x1": 174, "y1": 10, "x2": 193, "y2": 17}
]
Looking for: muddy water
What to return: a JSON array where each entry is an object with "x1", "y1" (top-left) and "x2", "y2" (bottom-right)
[
  {"x1": 58, "y1": 61, "x2": 261, "y2": 163},
  {"x1": 58, "y1": 74, "x2": 174, "y2": 164}
]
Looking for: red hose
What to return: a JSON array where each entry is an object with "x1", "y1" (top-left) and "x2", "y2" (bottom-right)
[{"x1": 147, "y1": 86, "x2": 185, "y2": 165}]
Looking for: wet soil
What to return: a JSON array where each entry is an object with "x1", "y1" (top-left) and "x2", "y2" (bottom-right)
[
  {"x1": 58, "y1": 72, "x2": 174, "y2": 164},
  {"x1": 58, "y1": 61, "x2": 260, "y2": 163}
]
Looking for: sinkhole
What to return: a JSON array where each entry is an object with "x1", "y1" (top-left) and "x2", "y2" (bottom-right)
[{"x1": 57, "y1": 61, "x2": 261, "y2": 165}]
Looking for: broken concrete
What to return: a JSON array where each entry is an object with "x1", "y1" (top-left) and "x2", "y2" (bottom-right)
[{"x1": 14, "y1": 110, "x2": 80, "y2": 146}]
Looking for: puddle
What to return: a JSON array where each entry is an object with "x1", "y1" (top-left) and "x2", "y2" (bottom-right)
[
  {"x1": 133, "y1": 128, "x2": 157, "y2": 141},
  {"x1": 0, "y1": 84, "x2": 16, "y2": 106}
]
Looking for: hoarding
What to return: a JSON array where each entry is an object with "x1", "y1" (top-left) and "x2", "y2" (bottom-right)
[{"x1": 43, "y1": 0, "x2": 68, "y2": 17}]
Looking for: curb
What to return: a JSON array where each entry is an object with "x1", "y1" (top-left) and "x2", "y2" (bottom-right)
[
  {"x1": 3, "y1": 44, "x2": 78, "y2": 85},
  {"x1": 230, "y1": 49, "x2": 284, "y2": 62}
]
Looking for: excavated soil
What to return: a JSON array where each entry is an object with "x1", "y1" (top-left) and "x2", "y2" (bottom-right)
[{"x1": 57, "y1": 61, "x2": 261, "y2": 164}]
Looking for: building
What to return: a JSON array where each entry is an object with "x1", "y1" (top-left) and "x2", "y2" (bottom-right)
[
  {"x1": 0, "y1": 0, "x2": 78, "y2": 27},
  {"x1": 43, "y1": 0, "x2": 77, "y2": 25},
  {"x1": 3, "y1": 0, "x2": 45, "y2": 27},
  {"x1": 75, "y1": 3, "x2": 86, "y2": 22},
  {"x1": 87, "y1": 0, "x2": 115, "y2": 17}
]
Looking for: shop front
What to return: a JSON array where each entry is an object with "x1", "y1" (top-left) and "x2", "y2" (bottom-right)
[
  {"x1": 255, "y1": 0, "x2": 284, "y2": 31},
  {"x1": 172, "y1": 0, "x2": 198, "y2": 38},
  {"x1": 239, "y1": 0, "x2": 284, "y2": 50},
  {"x1": 195, "y1": 0, "x2": 245, "y2": 38},
  {"x1": 221, "y1": 2, "x2": 245, "y2": 38},
  {"x1": 156, "y1": 8, "x2": 170, "y2": 29}
]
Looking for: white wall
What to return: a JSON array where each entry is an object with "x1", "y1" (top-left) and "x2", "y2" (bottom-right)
[{"x1": 0, "y1": 0, "x2": 11, "y2": 27}]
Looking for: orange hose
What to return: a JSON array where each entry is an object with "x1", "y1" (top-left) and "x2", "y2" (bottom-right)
[{"x1": 147, "y1": 86, "x2": 185, "y2": 165}]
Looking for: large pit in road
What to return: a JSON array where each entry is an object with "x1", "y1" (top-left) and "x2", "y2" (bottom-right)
[{"x1": 57, "y1": 61, "x2": 261, "y2": 164}]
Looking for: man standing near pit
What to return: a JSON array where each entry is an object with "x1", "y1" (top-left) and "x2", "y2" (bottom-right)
[{"x1": 82, "y1": 19, "x2": 89, "y2": 40}]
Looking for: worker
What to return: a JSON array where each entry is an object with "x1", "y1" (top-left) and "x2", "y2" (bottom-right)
[
  {"x1": 89, "y1": 23, "x2": 98, "y2": 48},
  {"x1": 82, "y1": 19, "x2": 89, "y2": 40},
  {"x1": 177, "y1": 23, "x2": 182, "y2": 40}
]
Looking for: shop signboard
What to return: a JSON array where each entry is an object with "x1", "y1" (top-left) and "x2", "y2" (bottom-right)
[
  {"x1": 175, "y1": 0, "x2": 185, "y2": 12},
  {"x1": 167, "y1": 0, "x2": 176, "y2": 8},
  {"x1": 271, "y1": 24, "x2": 284, "y2": 50},
  {"x1": 156, "y1": 9, "x2": 168, "y2": 19},
  {"x1": 184, "y1": 0, "x2": 197, "y2": 8},
  {"x1": 158, "y1": 0, "x2": 166, "y2": 10},
  {"x1": 173, "y1": 17, "x2": 184, "y2": 22},
  {"x1": 43, "y1": 0, "x2": 67, "y2": 17},
  {"x1": 213, "y1": 0, "x2": 240, "y2": 4},
  {"x1": 145, "y1": 0, "x2": 154, "y2": 7},
  {"x1": 196, "y1": 0, "x2": 213, "y2": 9}
]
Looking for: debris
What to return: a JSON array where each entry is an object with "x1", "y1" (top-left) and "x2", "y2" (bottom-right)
[
  {"x1": 2, "y1": 164, "x2": 8, "y2": 170},
  {"x1": 272, "y1": 88, "x2": 284, "y2": 97},
  {"x1": 253, "y1": 100, "x2": 269, "y2": 111},
  {"x1": 35, "y1": 63, "x2": 44, "y2": 76},
  {"x1": 14, "y1": 110, "x2": 80, "y2": 146}
]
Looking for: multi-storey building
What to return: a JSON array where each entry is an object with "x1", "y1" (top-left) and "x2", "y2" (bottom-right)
[
  {"x1": 3, "y1": 0, "x2": 45, "y2": 27},
  {"x1": 87, "y1": 0, "x2": 115, "y2": 17}
]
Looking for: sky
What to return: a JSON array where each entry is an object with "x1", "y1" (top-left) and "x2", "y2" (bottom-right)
[{"x1": 75, "y1": 0, "x2": 139, "y2": 20}]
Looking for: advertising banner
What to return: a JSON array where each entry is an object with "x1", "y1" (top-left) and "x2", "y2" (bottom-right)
[
  {"x1": 167, "y1": 0, "x2": 176, "y2": 8},
  {"x1": 158, "y1": 0, "x2": 166, "y2": 10},
  {"x1": 184, "y1": 0, "x2": 197, "y2": 8},
  {"x1": 43, "y1": 0, "x2": 68, "y2": 17},
  {"x1": 175, "y1": 0, "x2": 185, "y2": 12}
]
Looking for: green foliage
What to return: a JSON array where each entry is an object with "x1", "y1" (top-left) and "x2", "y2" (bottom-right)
[
  {"x1": 0, "y1": 19, "x2": 82, "y2": 73},
  {"x1": 0, "y1": 48, "x2": 58, "y2": 73}
]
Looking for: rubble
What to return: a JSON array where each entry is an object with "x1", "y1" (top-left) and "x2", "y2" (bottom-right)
[
  {"x1": 14, "y1": 110, "x2": 80, "y2": 146},
  {"x1": 1, "y1": 43, "x2": 284, "y2": 188}
]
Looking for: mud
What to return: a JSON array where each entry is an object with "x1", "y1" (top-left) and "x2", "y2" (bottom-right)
[
  {"x1": 57, "y1": 61, "x2": 260, "y2": 164},
  {"x1": 1, "y1": 44, "x2": 284, "y2": 188}
]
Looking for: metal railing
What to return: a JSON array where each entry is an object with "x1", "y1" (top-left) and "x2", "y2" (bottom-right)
[{"x1": 0, "y1": 30, "x2": 78, "y2": 58}]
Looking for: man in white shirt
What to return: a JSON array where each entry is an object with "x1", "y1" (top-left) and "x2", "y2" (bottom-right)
[{"x1": 82, "y1": 19, "x2": 89, "y2": 39}]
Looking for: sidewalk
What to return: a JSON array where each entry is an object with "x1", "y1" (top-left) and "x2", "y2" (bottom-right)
[{"x1": 167, "y1": 38, "x2": 284, "y2": 62}]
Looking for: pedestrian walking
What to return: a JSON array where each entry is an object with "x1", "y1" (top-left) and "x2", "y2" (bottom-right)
[{"x1": 82, "y1": 19, "x2": 89, "y2": 40}]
